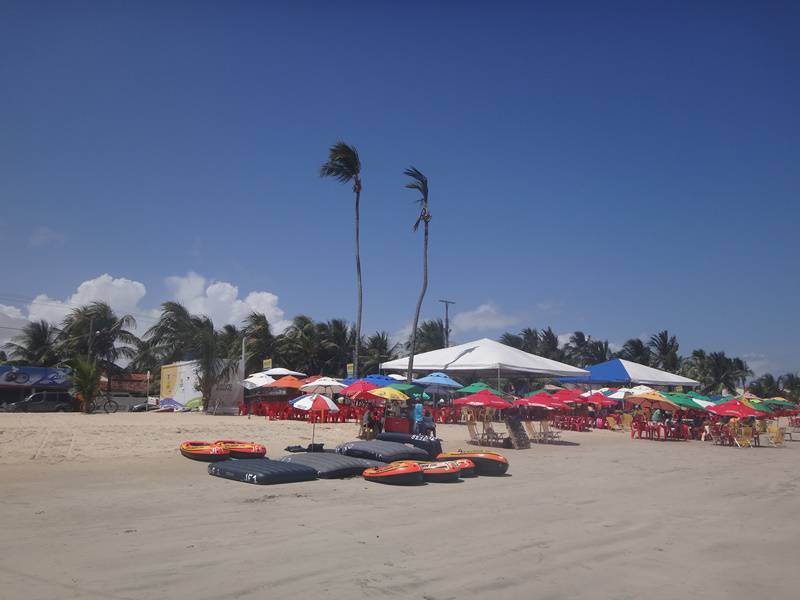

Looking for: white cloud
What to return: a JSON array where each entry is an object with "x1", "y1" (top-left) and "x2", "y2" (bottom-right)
[
  {"x1": 165, "y1": 271, "x2": 290, "y2": 333},
  {"x1": 27, "y1": 274, "x2": 149, "y2": 326},
  {"x1": 451, "y1": 303, "x2": 521, "y2": 334},
  {"x1": 0, "y1": 304, "x2": 28, "y2": 348},
  {"x1": 29, "y1": 226, "x2": 65, "y2": 247}
]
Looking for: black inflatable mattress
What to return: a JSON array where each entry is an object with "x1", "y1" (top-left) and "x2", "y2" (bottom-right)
[
  {"x1": 208, "y1": 458, "x2": 317, "y2": 485},
  {"x1": 336, "y1": 440, "x2": 429, "y2": 463},
  {"x1": 376, "y1": 432, "x2": 443, "y2": 459},
  {"x1": 280, "y1": 453, "x2": 385, "y2": 478}
]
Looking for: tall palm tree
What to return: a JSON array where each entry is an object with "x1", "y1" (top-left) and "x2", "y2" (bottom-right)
[
  {"x1": 320, "y1": 141, "x2": 363, "y2": 378},
  {"x1": 648, "y1": 330, "x2": 680, "y2": 372},
  {"x1": 242, "y1": 312, "x2": 275, "y2": 375},
  {"x1": 730, "y1": 357, "x2": 752, "y2": 390},
  {"x1": 3, "y1": 320, "x2": 61, "y2": 366},
  {"x1": 403, "y1": 166, "x2": 431, "y2": 383},
  {"x1": 60, "y1": 302, "x2": 138, "y2": 397},
  {"x1": 585, "y1": 340, "x2": 612, "y2": 365},
  {"x1": 277, "y1": 315, "x2": 324, "y2": 375},
  {"x1": 537, "y1": 327, "x2": 563, "y2": 361},
  {"x1": 748, "y1": 373, "x2": 781, "y2": 398},
  {"x1": 778, "y1": 373, "x2": 800, "y2": 402},
  {"x1": 620, "y1": 338, "x2": 652, "y2": 366},
  {"x1": 319, "y1": 318, "x2": 352, "y2": 377},
  {"x1": 146, "y1": 304, "x2": 239, "y2": 411},
  {"x1": 360, "y1": 331, "x2": 399, "y2": 375},
  {"x1": 565, "y1": 331, "x2": 591, "y2": 367},
  {"x1": 407, "y1": 319, "x2": 446, "y2": 354},
  {"x1": 499, "y1": 332, "x2": 524, "y2": 350}
]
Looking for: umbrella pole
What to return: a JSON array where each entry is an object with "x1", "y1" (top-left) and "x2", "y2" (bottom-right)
[{"x1": 312, "y1": 418, "x2": 316, "y2": 448}]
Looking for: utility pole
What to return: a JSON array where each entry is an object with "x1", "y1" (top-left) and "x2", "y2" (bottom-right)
[{"x1": 439, "y1": 299, "x2": 455, "y2": 347}]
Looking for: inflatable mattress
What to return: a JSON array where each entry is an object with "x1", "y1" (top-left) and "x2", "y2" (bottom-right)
[
  {"x1": 280, "y1": 453, "x2": 385, "y2": 478},
  {"x1": 208, "y1": 458, "x2": 317, "y2": 485},
  {"x1": 376, "y1": 432, "x2": 443, "y2": 459},
  {"x1": 336, "y1": 440, "x2": 429, "y2": 463}
]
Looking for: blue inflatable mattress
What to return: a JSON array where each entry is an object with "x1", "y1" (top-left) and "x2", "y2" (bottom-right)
[
  {"x1": 280, "y1": 453, "x2": 385, "y2": 478},
  {"x1": 336, "y1": 440, "x2": 429, "y2": 463},
  {"x1": 208, "y1": 458, "x2": 317, "y2": 485}
]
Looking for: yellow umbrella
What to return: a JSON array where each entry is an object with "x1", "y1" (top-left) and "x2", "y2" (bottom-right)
[
  {"x1": 626, "y1": 391, "x2": 678, "y2": 410},
  {"x1": 370, "y1": 386, "x2": 409, "y2": 401}
]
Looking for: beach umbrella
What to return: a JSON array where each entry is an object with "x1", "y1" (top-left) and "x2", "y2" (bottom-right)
[
  {"x1": 388, "y1": 382, "x2": 424, "y2": 395},
  {"x1": 387, "y1": 373, "x2": 406, "y2": 381},
  {"x1": 268, "y1": 375, "x2": 304, "y2": 389},
  {"x1": 362, "y1": 374, "x2": 397, "y2": 386},
  {"x1": 580, "y1": 388, "x2": 610, "y2": 397},
  {"x1": 265, "y1": 367, "x2": 307, "y2": 377},
  {"x1": 340, "y1": 380, "x2": 379, "y2": 397},
  {"x1": 662, "y1": 393, "x2": 706, "y2": 411},
  {"x1": 525, "y1": 392, "x2": 571, "y2": 410},
  {"x1": 350, "y1": 389, "x2": 386, "y2": 404},
  {"x1": 707, "y1": 399, "x2": 765, "y2": 418},
  {"x1": 625, "y1": 391, "x2": 678, "y2": 410},
  {"x1": 551, "y1": 389, "x2": 582, "y2": 403},
  {"x1": 300, "y1": 376, "x2": 346, "y2": 396},
  {"x1": 241, "y1": 372, "x2": 276, "y2": 390},
  {"x1": 290, "y1": 394, "x2": 340, "y2": 446},
  {"x1": 370, "y1": 386, "x2": 409, "y2": 401},
  {"x1": 763, "y1": 397, "x2": 797, "y2": 408},
  {"x1": 452, "y1": 389, "x2": 511, "y2": 409},
  {"x1": 457, "y1": 382, "x2": 505, "y2": 396},
  {"x1": 543, "y1": 384, "x2": 564, "y2": 392},
  {"x1": 414, "y1": 372, "x2": 463, "y2": 388},
  {"x1": 582, "y1": 393, "x2": 618, "y2": 407}
]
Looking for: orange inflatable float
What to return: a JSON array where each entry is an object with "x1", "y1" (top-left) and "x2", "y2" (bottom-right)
[
  {"x1": 213, "y1": 440, "x2": 266, "y2": 459},
  {"x1": 180, "y1": 441, "x2": 229, "y2": 462},
  {"x1": 362, "y1": 461, "x2": 424, "y2": 485}
]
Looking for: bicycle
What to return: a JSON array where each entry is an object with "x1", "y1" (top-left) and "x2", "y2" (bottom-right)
[{"x1": 88, "y1": 397, "x2": 119, "y2": 414}]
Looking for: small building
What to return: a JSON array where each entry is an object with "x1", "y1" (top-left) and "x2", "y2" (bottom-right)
[
  {"x1": 160, "y1": 360, "x2": 243, "y2": 414},
  {"x1": 0, "y1": 365, "x2": 72, "y2": 406}
]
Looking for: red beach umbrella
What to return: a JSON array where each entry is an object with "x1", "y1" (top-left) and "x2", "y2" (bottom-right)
[
  {"x1": 452, "y1": 389, "x2": 511, "y2": 409},
  {"x1": 707, "y1": 399, "x2": 765, "y2": 418},
  {"x1": 341, "y1": 380, "x2": 379, "y2": 397}
]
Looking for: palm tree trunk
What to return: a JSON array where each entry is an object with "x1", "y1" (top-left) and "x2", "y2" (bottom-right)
[
  {"x1": 354, "y1": 186, "x2": 362, "y2": 378},
  {"x1": 407, "y1": 221, "x2": 429, "y2": 383}
]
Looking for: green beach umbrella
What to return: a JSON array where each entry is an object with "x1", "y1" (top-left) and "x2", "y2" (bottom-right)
[
  {"x1": 764, "y1": 398, "x2": 796, "y2": 408},
  {"x1": 687, "y1": 391, "x2": 712, "y2": 402},
  {"x1": 662, "y1": 393, "x2": 705, "y2": 411},
  {"x1": 388, "y1": 382, "x2": 424, "y2": 395},
  {"x1": 458, "y1": 382, "x2": 505, "y2": 396}
]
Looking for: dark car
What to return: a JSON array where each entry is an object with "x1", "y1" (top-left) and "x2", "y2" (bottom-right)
[{"x1": 8, "y1": 391, "x2": 76, "y2": 412}]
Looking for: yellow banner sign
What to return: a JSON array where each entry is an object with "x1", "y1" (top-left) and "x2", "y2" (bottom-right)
[
  {"x1": 262, "y1": 358, "x2": 273, "y2": 370},
  {"x1": 346, "y1": 363, "x2": 354, "y2": 378}
]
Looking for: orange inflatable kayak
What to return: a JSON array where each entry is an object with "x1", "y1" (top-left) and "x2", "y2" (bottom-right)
[
  {"x1": 180, "y1": 441, "x2": 229, "y2": 462},
  {"x1": 213, "y1": 440, "x2": 266, "y2": 459},
  {"x1": 436, "y1": 451, "x2": 509, "y2": 476},
  {"x1": 449, "y1": 458, "x2": 477, "y2": 478},
  {"x1": 362, "y1": 461, "x2": 424, "y2": 485},
  {"x1": 413, "y1": 461, "x2": 461, "y2": 483}
]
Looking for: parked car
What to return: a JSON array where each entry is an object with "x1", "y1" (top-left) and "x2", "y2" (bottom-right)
[
  {"x1": 129, "y1": 401, "x2": 159, "y2": 412},
  {"x1": 8, "y1": 391, "x2": 76, "y2": 412}
]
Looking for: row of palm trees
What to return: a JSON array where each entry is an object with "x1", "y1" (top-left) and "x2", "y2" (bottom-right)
[
  {"x1": 499, "y1": 326, "x2": 799, "y2": 399},
  {"x1": 319, "y1": 142, "x2": 431, "y2": 382}
]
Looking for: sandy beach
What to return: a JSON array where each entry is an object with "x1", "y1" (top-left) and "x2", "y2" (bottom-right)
[{"x1": 1, "y1": 413, "x2": 798, "y2": 600}]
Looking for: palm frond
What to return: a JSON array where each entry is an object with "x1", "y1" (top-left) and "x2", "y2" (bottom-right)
[{"x1": 320, "y1": 141, "x2": 361, "y2": 184}]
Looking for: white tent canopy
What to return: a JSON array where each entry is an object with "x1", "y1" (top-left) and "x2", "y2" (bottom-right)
[{"x1": 380, "y1": 338, "x2": 590, "y2": 378}]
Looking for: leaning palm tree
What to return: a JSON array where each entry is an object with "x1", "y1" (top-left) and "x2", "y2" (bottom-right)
[
  {"x1": 3, "y1": 320, "x2": 61, "y2": 366},
  {"x1": 403, "y1": 166, "x2": 431, "y2": 383},
  {"x1": 320, "y1": 141, "x2": 363, "y2": 378}
]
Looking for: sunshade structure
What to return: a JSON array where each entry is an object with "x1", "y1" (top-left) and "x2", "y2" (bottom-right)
[
  {"x1": 625, "y1": 390, "x2": 678, "y2": 410},
  {"x1": 370, "y1": 386, "x2": 409, "y2": 401},
  {"x1": 265, "y1": 367, "x2": 307, "y2": 377},
  {"x1": 340, "y1": 380, "x2": 378, "y2": 397},
  {"x1": 381, "y1": 338, "x2": 589, "y2": 378},
  {"x1": 457, "y1": 382, "x2": 505, "y2": 396},
  {"x1": 582, "y1": 392, "x2": 618, "y2": 407},
  {"x1": 387, "y1": 374, "x2": 406, "y2": 381},
  {"x1": 388, "y1": 382, "x2": 424, "y2": 395},
  {"x1": 662, "y1": 393, "x2": 707, "y2": 411},
  {"x1": 268, "y1": 376, "x2": 304, "y2": 389},
  {"x1": 707, "y1": 399, "x2": 765, "y2": 418},
  {"x1": 559, "y1": 358, "x2": 700, "y2": 388},
  {"x1": 300, "y1": 377, "x2": 346, "y2": 396},
  {"x1": 241, "y1": 371, "x2": 276, "y2": 390},
  {"x1": 290, "y1": 394, "x2": 339, "y2": 446},
  {"x1": 452, "y1": 390, "x2": 511, "y2": 409},
  {"x1": 414, "y1": 372, "x2": 463, "y2": 395}
]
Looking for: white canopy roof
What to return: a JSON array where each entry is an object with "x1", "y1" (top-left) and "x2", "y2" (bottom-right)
[
  {"x1": 380, "y1": 338, "x2": 589, "y2": 377},
  {"x1": 616, "y1": 360, "x2": 700, "y2": 387}
]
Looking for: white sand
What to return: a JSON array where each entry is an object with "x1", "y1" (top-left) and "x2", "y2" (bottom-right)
[{"x1": 1, "y1": 412, "x2": 798, "y2": 599}]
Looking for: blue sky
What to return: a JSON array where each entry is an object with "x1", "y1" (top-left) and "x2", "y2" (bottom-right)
[{"x1": 1, "y1": 1, "x2": 798, "y2": 375}]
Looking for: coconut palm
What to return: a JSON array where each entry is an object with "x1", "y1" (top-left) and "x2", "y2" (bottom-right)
[
  {"x1": 620, "y1": 338, "x2": 652, "y2": 366},
  {"x1": 537, "y1": 327, "x2": 563, "y2": 361},
  {"x1": 360, "y1": 331, "x2": 399, "y2": 375},
  {"x1": 3, "y1": 320, "x2": 61, "y2": 366},
  {"x1": 407, "y1": 319, "x2": 446, "y2": 354},
  {"x1": 565, "y1": 332, "x2": 591, "y2": 367},
  {"x1": 320, "y1": 141, "x2": 363, "y2": 378},
  {"x1": 242, "y1": 312, "x2": 276, "y2": 375},
  {"x1": 585, "y1": 340, "x2": 612, "y2": 365},
  {"x1": 319, "y1": 318, "x2": 353, "y2": 377},
  {"x1": 648, "y1": 330, "x2": 680, "y2": 372},
  {"x1": 778, "y1": 373, "x2": 800, "y2": 402},
  {"x1": 499, "y1": 332, "x2": 524, "y2": 350},
  {"x1": 71, "y1": 357, "x2": 101, "y2": 413},
  {"x1": 144, "y1": 301, "x2": 197, "y2": 364},
  {"x1": 748, "y1": 373, "x2": 781, "y2": 398},
  {"x1": 277, "y1": 315, "x2": 325, "y2": 375},
  {"x1": 403, "y1": 166, "x2": 431, "y2": 383}
]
